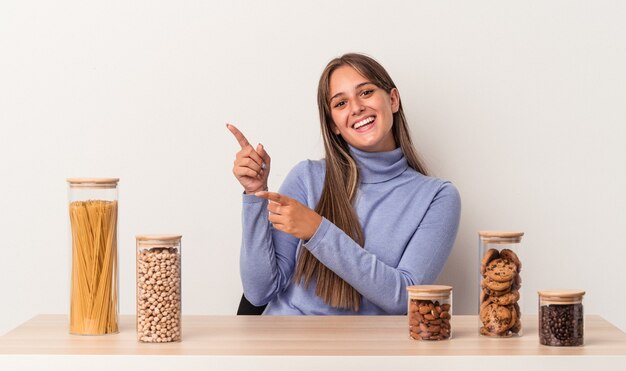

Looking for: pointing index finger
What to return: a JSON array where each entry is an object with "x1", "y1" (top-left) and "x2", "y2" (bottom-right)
[
  {"x1": 226, "y1": 123, "x2": 251, "y2": 149},
  {"x1": 254, "y1": 191, "x2": 286, "y2": 204}
]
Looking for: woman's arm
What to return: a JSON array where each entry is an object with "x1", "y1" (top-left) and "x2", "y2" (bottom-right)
[
  {"x1": 239, "y1": 194, "x2": 299, "y2": 305},
  {"x1": 256, "y1": 182, "x2": 461, "y2": 313},
  {"x1": 238, "y1": 162, "x2": 315, "y2": 306}
]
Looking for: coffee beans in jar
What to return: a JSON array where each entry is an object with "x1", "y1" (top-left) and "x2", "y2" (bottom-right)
[
  {"x1": 538, "y1": 290, "x2": 585, "y2": 346},
  {"x1": 136, "y1": 235, "x2": 182, "y2": 343},
  {"x1": 407, "y1": 285, "x2": 452, "y2": 341}
]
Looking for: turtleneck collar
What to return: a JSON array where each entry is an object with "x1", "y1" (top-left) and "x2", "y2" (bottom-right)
[{"x1": 348, "y1": 145, "x2": 408, "y2": 184}]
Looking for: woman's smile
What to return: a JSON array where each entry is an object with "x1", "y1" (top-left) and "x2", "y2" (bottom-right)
[{"x1": 352, "y1": 116, "x2": 376, "y2": 132}]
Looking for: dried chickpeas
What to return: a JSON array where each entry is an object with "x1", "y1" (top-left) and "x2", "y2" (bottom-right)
[{"x1": 137, "y1": 247, "x2": 181, "y2": 342}]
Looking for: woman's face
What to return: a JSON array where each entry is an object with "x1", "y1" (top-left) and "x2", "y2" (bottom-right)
[{"x1": 328, "y1": 65, "x2": 399, "y2": 152}]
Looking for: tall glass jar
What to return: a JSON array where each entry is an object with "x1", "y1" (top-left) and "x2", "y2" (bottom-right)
[
  {"x1": 538, "y1": 289, "x2": 585, "y2": 346},
  {"x1": 478, "y1": 231, "x2": 523, "y2": 337},
  {"x1": 67, "y1": 178, "x2": 119, "y2": 335},
  {"x1": 407, "y1": 285, "x2": 452, "y2": 341},
  {"x1": 136, "y1": 235, "x2": 182, "y2": 343}
]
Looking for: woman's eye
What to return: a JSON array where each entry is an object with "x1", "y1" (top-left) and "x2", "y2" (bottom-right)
[
  {"x1": 361, "y1": 89, "x2": 374, "y2": 97},
  {"x1": 334, "y1": 101, "x2": 346, "y2": 108}
]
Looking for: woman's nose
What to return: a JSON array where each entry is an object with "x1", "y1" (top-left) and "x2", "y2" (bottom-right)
[{"x1": 351, "y1": 101, "x2": 365, "y2": 115}]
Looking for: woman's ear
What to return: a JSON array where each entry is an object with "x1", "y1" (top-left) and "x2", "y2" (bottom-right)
[{"x1": 390, "y1": 88, "x2": 400, "y2": 113}]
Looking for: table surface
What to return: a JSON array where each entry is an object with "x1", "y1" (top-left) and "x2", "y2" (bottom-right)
[{"x1": 1, "y1": 314, "x2": 625, "y2": 356}]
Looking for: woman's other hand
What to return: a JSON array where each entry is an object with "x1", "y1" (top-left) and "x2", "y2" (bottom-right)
[
  {"x1": 227, "y1": 123, "x2": 271, "y2": 194},
  {"x1": 254, "y1": 191, "x2": 323, "y2": 240}
]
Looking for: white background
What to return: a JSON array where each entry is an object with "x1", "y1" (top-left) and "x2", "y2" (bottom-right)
[{"x1": 1, "y1": 0, "x2": 625, "y2": 336}]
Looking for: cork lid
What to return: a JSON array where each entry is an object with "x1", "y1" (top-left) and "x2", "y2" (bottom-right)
[
  {"x1": 136, "y1": 235, "x2": 182, "y2": 241},
  {"x1": 479, "y1": 231, "x2": 524, "y2": 243},
  {"x1": 407, "y1": 285, "x2": 452, "y2": 299},
  {"x1": 67, "y1": 178, "x2": 119, "y2": 189},
  {"x1": 538, "y1": 289, "x2": 585, "y2": 304}
]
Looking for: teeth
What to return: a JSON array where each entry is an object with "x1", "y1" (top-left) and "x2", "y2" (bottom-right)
[{"x1": 353, "y1": 117, "x2": 374, "y2": 129}]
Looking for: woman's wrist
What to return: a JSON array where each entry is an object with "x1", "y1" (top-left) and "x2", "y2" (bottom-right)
[{"x1": 244, "y1": 186, "x2": 268, "y2": 195}]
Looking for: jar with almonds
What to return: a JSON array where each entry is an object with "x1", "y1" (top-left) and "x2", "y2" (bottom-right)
[
  {"x1": 478, "y1": 231, "x2": 523, "y2": 337},
  {"x1": 407, "y1": 285, "x2": 452, "y2": 341}
]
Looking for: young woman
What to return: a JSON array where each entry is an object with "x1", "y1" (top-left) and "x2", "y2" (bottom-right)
[{"x1": 227, "y1": 53, "x2": 461, "y2": 315}]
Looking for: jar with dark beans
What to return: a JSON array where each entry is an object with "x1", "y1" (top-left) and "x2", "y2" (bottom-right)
[
  {"x1": 538, "y1": 290, "x2": 585, "y2": 347},
  {"x1": 407, "y1": 285, "x2": 453, "y2": 341}
]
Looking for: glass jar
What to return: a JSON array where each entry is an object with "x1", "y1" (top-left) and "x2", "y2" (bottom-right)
[
  {"x1": 67, "y1": 178, "x2": 119, "y2": 335},
  {"x1": 407, "y1": 285, "x2": 452, "y2": 341},
  {"x1": 136, "y1": 235, "x2": 182, "y2": 343},
  {"x1": 538, "y1": 290, "x2": 585, "y2": 346},
  {"x1": 478, "y1": 231, "x2": 523, "y2": 337}
]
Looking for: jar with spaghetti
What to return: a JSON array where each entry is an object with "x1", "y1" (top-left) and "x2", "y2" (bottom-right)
[
  {"x1": 478, "y1": 231, "x2": 524, "y2": 337},
  {"x1": 407, "y1": 285, "x2": 452, "y2": 341},
  {"x1": 136, "y1": 235, "x2": 182, "y2": 343},
  {"x1": 67, "y1": 178, "x2": 119, "y2": 335},
  {"x1": 538, "y1": 290, "x2": 585, "y2": 346}
]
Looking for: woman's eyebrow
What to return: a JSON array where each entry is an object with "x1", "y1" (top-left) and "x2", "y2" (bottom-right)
[{"x1": 330, "y1": 82, "x2": 374, "y2": 101}]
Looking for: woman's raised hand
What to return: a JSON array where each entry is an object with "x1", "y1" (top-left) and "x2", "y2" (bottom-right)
[{"x1": 227, "y1": 124, "x2": 271, "y2": 194}]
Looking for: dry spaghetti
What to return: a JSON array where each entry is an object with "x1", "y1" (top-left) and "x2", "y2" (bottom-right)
[{"x1": 69, "y1": 200, "x2": 118, "y2": 335}]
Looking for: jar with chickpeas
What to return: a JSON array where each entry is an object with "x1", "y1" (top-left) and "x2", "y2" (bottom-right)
[
  {"x1": 407, "y1": 285, "x2": 452, "y2": 341},
  {"x1": 136, "y1": 235, "x2": 182, "y2": 343}
]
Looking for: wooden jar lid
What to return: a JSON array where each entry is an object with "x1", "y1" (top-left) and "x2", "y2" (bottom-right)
[
  {"x1": 407, "y1": 285, "x2": 452, "y2": 299},
  {"x1": 479, "y1": 231, "x2": 524, "y2": 243},
  {"x1": 67, "y1": 178, "x2": 119, "y2": 188},
  {"x1": 136, "y1": 235, "x2": 183, "y2": 241},
  {"x1": 538, "y1": 289, "x2": 585, "y2": 304}
]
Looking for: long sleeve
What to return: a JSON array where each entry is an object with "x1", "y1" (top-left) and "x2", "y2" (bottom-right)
[
  {"x1": 303, "y1": 182, "x2": 461, "y2": 313},
  {"x1": 239, "y1": 162, "x2": 313, "y2": 306}
]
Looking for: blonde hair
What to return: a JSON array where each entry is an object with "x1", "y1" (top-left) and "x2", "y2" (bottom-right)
[
  {"x1": 293, "y1": 53, "x2": 429, "y2": 311},
  {"x1": 69, "y1": 200, "x2": 118, "y2": 334}
]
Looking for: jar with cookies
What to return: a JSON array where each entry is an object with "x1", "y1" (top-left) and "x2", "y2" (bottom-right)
[
  {"x1": 407, "y1": 285, "x2": 452, "y2": 341},
  {"x1": 136, "y1": 235, "x2": 182, "y2": 343},
  {"x1": 478, "y1": 231, "x2": 523, "y2": 337}
]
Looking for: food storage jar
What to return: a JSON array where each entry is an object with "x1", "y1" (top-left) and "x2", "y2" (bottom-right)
[
  {"x1": 478, "y1": 231, "x2": 523, "y2": 337},
  {"x1": 67, "y1": 178, "x2": 119, "y2": 335},
  {"x1": 538, "y1": 289, "x2": 585, "y2": 346},
  {"x1": 136, "y1": 235, "x2": 182, "y2": 343},
  {"x1": 407, "y1": 285, "x2": 452, "y2": 340}
]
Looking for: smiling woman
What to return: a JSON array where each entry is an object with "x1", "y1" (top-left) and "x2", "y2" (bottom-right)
[{"x1": 228, "y1": 53, "x2": 461, "y2": 315}]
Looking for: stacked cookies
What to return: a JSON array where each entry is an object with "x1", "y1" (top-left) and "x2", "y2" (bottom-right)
[{"x1": 479, "y1": 248, "x2": 522, "y2": 336}]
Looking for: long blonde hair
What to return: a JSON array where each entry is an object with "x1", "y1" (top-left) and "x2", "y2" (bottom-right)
[{"x1": 293, "y1": 53, "x2": 429, "y2": 311}]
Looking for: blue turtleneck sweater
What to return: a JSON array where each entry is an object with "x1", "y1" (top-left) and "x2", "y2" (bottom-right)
[{"x1": 240, "y1": 146, "x2": 461, "y2": 315}]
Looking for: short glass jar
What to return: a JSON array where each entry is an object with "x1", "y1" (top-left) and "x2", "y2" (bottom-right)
[
  {"x1": 136, "y1": 235, "x2": 182, "y2": 343},
  {"x1": 407, "y1": 285, "x2": 452, "y2": 341},
  {"x1": 538, "y1": 290, "x2": 585, "y2": 346},
  {"x1": 478, "y1": 231, "x2": 523, "y2": 337}
]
